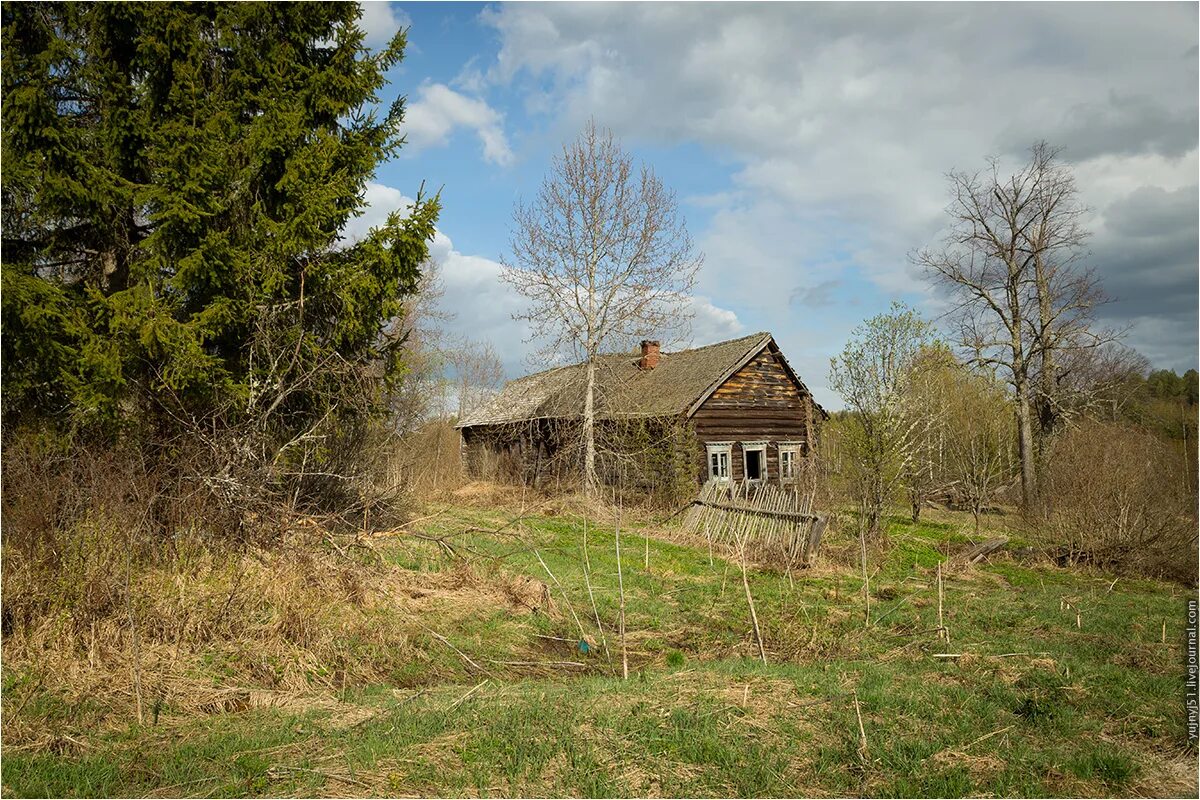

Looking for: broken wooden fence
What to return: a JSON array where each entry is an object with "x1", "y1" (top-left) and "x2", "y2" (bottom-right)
[{"x1": 680, "y1": 480, "x2": 827, "y2": 566}]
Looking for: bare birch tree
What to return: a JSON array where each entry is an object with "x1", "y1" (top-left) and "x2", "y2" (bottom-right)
[
  {"x1": 500, "y1": 120, "x2": 703, "y2": 493},
  {"x1": 385, "y1": 260, "x2": 450, "y2": 433},
  {"x1": 917, "y1": 141, "x2": 1119, "y2": 510},
  {"x1": 447, "y1": 338, "x2": 503, "y2": 420}
]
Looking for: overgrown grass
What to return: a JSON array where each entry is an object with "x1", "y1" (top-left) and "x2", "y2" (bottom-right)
[{"x1": 3, "y1": 495, "x2": 1195, "y2": 797}]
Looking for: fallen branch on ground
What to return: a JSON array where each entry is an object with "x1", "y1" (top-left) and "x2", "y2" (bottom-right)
[
  {"x1": 486, "y1": 660, "x2": 586, "y2": 668},
  {"x1": 268, "y1": 765, "x2": 372, "y2": 790},
  {"x1": 424, "y1": 628, "x2": 495, "y2": 677},
  {"x1": 446, "y1": 680, "x2": 489, "y2": 712}
]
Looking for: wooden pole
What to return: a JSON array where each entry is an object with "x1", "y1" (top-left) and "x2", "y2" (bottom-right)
[
  {"x1": 731, "y1": 484, "x2": 768, "y2": 665},
  {"x1": 741, "y1": 550, "x2": 768, "y2": 665},
  {"x1": 937, "y1": 561, "x2": 945, "y2": 641},
  {"x1": 853, "y1": 688, "x2": 868, "y2": 759},
  {"x1": 581, "y1": 515, "x2": 613, "y2": 671}
]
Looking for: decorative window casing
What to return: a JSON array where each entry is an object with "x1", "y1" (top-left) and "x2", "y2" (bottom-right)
[
  {"x1": 706, "y1": 442, "x2": 732, "y2": 482},
  {"x1": 741, "y1": 441, "x2": 767, "y2": 482},
  {"x1": 778, "y1": 441, "x2": 802, "y2": 481}
]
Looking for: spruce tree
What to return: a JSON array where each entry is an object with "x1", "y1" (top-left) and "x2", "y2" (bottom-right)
[{"x1": 1, "y1": 2, "x2": 438, "y2": 451}]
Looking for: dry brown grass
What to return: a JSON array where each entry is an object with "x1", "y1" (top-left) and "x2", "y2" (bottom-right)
[
  {"x1": 0, "y1": 430, "x2": 532, "y2": 750},
  {"x1": 0, "y1": 513, "x2": 553, "y2": 750}
]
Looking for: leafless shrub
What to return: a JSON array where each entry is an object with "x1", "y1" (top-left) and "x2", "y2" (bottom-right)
[
  {"x1": 446, "y1": 338, "x2": 504, "y2": 420},
  {"x1": 389, "y1": 418, "x2": 466, "y2": 496},
  {"x1": 1038, "y1": 420, "x2": 1197, "y2": 583},
  {"x1": 461, "y1": 411, "x2": 699, "y2": 509}
]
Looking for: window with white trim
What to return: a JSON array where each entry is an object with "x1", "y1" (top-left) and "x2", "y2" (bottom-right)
[
  {"x1": 742, "y1": 441, "x2": 767, "y2": 482},
  {"x1": 706, "y1": 442, "x2": 732, "y2": 482},
  {"x1": 779, "y1": 442, "x2": 801, "y2": 481}
]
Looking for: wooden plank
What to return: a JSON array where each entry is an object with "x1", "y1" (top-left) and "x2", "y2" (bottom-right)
[
  {"x1": 694, "y1": 428, "x2": 809, "y2": 438},
  {"x1": 694, "y1": 429, "x2": 809, "y2": 439},
  {"x1": 692, "y1": 411, "x2": 808, "y2": 422},
  {"x1": 693, "y1": 418, "x2": 808, "y2": 427},
  {"x1": 963, "y1": 537, "x2": 1008, "y2": 564},
  {"x1": 688, "y1": 498, "x2": 821, "y2": 523},
  {"x1": 803, "y1": 516, "x2": 827, "y2": 565},
  {"x1": 691, "y1": 343, "x2": 813, "y2": 418}
]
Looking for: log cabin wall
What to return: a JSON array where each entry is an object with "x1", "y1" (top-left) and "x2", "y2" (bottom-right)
[{"x1": 690, "y1": 345, "x2": 816, "y2": 485}]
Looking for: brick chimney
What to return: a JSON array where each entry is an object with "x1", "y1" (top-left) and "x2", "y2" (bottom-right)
[{"x1": 639, "y1": 340, "x2": 661, "y2": 370}]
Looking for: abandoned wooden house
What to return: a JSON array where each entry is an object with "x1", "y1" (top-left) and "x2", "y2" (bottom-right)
[{"x1": 456, "y1": 332, "x2": 828, "y2": 491}]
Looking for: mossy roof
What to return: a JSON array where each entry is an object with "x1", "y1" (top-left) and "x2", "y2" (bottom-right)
[{"x1": 457, "y1": 332, "x2": 824, "y2": 428}]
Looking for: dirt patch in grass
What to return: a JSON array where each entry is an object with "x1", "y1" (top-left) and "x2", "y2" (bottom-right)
[
  {"x1": 448, "y1": 481, "x2": 539, "y2": 509},
  {"x1": 386, "y1": 564, "x2": 551, "y2": 618},
  {"x1": 713, "y1": 675, "x2": 802, "y2": 718},
  {"x1": 930, "y1": 748, "x2": 1007, "y2": 778},
  {"x1": 1131, "y1": 748, "x2": 1200, "y2": 798}
]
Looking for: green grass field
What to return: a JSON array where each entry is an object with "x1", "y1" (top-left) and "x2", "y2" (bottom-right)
[{"x1": 2, "y1": 498, "x2": 1196, "y2": 797}]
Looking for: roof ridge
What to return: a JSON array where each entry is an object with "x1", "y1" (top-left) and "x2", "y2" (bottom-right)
[
  {"x1": 501, "y1": 332, "x2": 772, "y2": 382},
  {"x1": 681, "y1": 333, "x2": 774, "y2": 416},
  {"x1": 662, "y1": 331, "x2": 769, "y2": 356}
]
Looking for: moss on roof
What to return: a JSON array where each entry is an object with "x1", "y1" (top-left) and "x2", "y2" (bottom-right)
[{"x1": 458, "y1": 332, "x2": 780, "y2": 427}]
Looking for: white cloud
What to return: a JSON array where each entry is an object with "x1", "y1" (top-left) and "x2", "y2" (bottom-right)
[
  {"x1": 358, "y1": 1, "x2": 410, "y2": 50},
  {"x1": 341, "y1": 186, "x2": 531, "y2": 370},
  {"x1": 478, "y1": 3, "x2": 1199, "y2": 371},
  {"x1": 402, "y1": 83, "x2": 514, "y2": 166},
  {"x1": 340, "y1": 182, "x2": 414, "y2": 244},
  {"x1": 685, "y1": 296, "x2": 744, "y2": 346},
  {"x1": 433, "y1": 236, "x2": 525, "y2": 346}
]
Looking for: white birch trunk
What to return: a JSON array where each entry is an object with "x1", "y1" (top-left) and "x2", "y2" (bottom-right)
[{"x1": 583, "y1": 356, "x2": 597, "y2": 495}]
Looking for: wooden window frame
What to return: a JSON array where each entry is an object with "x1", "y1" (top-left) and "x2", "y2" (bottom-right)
[
  {"x1": 741, "y1": 441, "x2": 768, "y2": 482},
  {"x1": 778, "y1": 441, "x2": 802, "y2": 482},
  {"x1": 706, "y1": 442, "x2": 732, "y2": 483}
]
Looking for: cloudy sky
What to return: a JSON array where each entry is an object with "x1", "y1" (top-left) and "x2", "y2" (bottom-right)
[{"x1": 357, "y1": 1, "x2": 1198, "y2": 409}]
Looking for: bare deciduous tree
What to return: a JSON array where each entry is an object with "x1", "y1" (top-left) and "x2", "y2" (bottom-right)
[
  {"x1": 1023, "y1": 143, "x2": 1121, "y2": 440},
  {"x1": 901, "y1": 344, "x2": 959, "y2": 523},
  {"x1": 447, "y1": 339, "x2": 504, "y2": 420},
  {"x1": 943, "y1": 364, "x2": 1016, "y2": 536},
  {"x1": 917, "y1": 141, "x2": 1120, "y2": 510},
  {"x1": 385, "y1": 260, "x2": 450, "y2": 434},
  {"x1": 501, "y1": 120, "x2": 703, "y2": 493}
]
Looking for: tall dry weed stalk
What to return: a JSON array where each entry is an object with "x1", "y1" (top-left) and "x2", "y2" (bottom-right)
[{"x1": 615, "y1": 501, "x2": 629, "y2": 680}]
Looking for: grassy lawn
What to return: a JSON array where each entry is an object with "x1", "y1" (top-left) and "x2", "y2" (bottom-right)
[{"x1": 2, "y1": 498, "x2": 1195, "y2": 797}]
